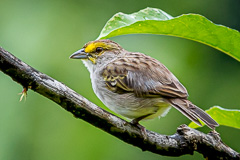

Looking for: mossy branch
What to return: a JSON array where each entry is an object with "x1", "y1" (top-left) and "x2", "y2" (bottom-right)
[{"x1": 0, "y1": 47, "x2": 239, "y2": 159}]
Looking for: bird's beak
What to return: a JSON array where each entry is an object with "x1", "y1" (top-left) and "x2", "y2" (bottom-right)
[{"x1": 69, "y1": 48, "x2": 88, "y2": 59}]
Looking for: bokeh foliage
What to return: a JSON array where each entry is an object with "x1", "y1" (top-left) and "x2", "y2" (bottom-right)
[
  {"x1": 0, "y1": 0, "x2": 240, "y2": 160},
  {"x1": 189, "y1": 106, "x2": 240, "y2": 129}
]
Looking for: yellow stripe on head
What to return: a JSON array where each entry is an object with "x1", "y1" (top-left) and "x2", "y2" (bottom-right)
[
  {"x1": 85, "y1": 42, "x2": 111, "y2": 53},
  {"x1": 82, "y1": 40, "x2": 121, "y2": 64}
]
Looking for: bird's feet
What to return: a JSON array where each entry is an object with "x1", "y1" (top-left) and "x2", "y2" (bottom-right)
[{"x1": 130, "y1": 119, "x2": 148, "y2": 140}]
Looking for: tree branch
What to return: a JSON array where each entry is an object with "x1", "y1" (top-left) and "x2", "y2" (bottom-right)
[{"x1": 0, "y1": 47, "x2": 239, "y2": 159}]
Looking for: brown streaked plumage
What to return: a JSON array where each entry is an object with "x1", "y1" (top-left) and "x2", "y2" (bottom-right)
[
  {"x1": 70, "y1": 39, "x2": 219, "y2": 130},
  {"x1": 102, "y1": 52, "x2": 188, "y2": 98}
]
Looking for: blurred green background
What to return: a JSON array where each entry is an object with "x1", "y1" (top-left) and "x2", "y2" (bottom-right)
[{"x1": 0, "y1": 0, "x2": 240, "y2": 159}]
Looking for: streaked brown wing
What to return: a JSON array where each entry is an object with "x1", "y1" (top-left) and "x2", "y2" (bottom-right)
[{"x1": 102, "y1": 52, "x2": 188, "y2": 98}]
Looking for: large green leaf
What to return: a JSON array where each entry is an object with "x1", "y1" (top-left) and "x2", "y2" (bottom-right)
[
  {"x1": 189, "y1": 106, "x2": 240, "y2": 129},
  {"x1": 97, "y1": 7, "x2": 240, "y2": 61}
]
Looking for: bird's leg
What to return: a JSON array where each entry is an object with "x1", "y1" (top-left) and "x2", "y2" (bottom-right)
[{"x1": 130, "y1": 114, "x2": 152, "y2": 140}]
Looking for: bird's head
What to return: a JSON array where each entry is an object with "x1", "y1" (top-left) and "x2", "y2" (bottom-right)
[{"x1": 70, "y1": 39, "x2": 122, "y2": 64}]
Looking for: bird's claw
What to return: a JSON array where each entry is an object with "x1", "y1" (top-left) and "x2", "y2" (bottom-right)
[{"x1": 130, "y1": 120, "x2": 148, "y2": 140}]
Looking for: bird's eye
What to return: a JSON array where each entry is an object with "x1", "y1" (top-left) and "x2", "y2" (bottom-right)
[{"x1": 96, "y1": 47, "x2": 103, "y2": 53}]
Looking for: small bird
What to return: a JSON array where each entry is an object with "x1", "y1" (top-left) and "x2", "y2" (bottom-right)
[{"x1": 70, "y1": 39, "x2": 219, "y2": 131}]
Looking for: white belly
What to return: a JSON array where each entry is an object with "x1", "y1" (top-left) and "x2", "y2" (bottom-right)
[{"x1": 91, "y1": 76, "x2": 171, "y2": 120}]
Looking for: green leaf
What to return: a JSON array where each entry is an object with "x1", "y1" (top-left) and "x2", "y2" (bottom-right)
[
  {"x1": 189, "y1": 106, "x2": 240, "y2": 129},
  {"x1": 97, "y1": 7, "x2": 240, "y2": 61}
]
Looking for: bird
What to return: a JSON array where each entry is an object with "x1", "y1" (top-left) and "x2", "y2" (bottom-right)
[{"x1": 70, "y1": 39, "x2": 219, "y2": 132}]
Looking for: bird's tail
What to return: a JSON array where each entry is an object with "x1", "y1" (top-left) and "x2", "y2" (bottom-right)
[{"x1": 168, "y1": 98, "x2": 219, "y2": 129}]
